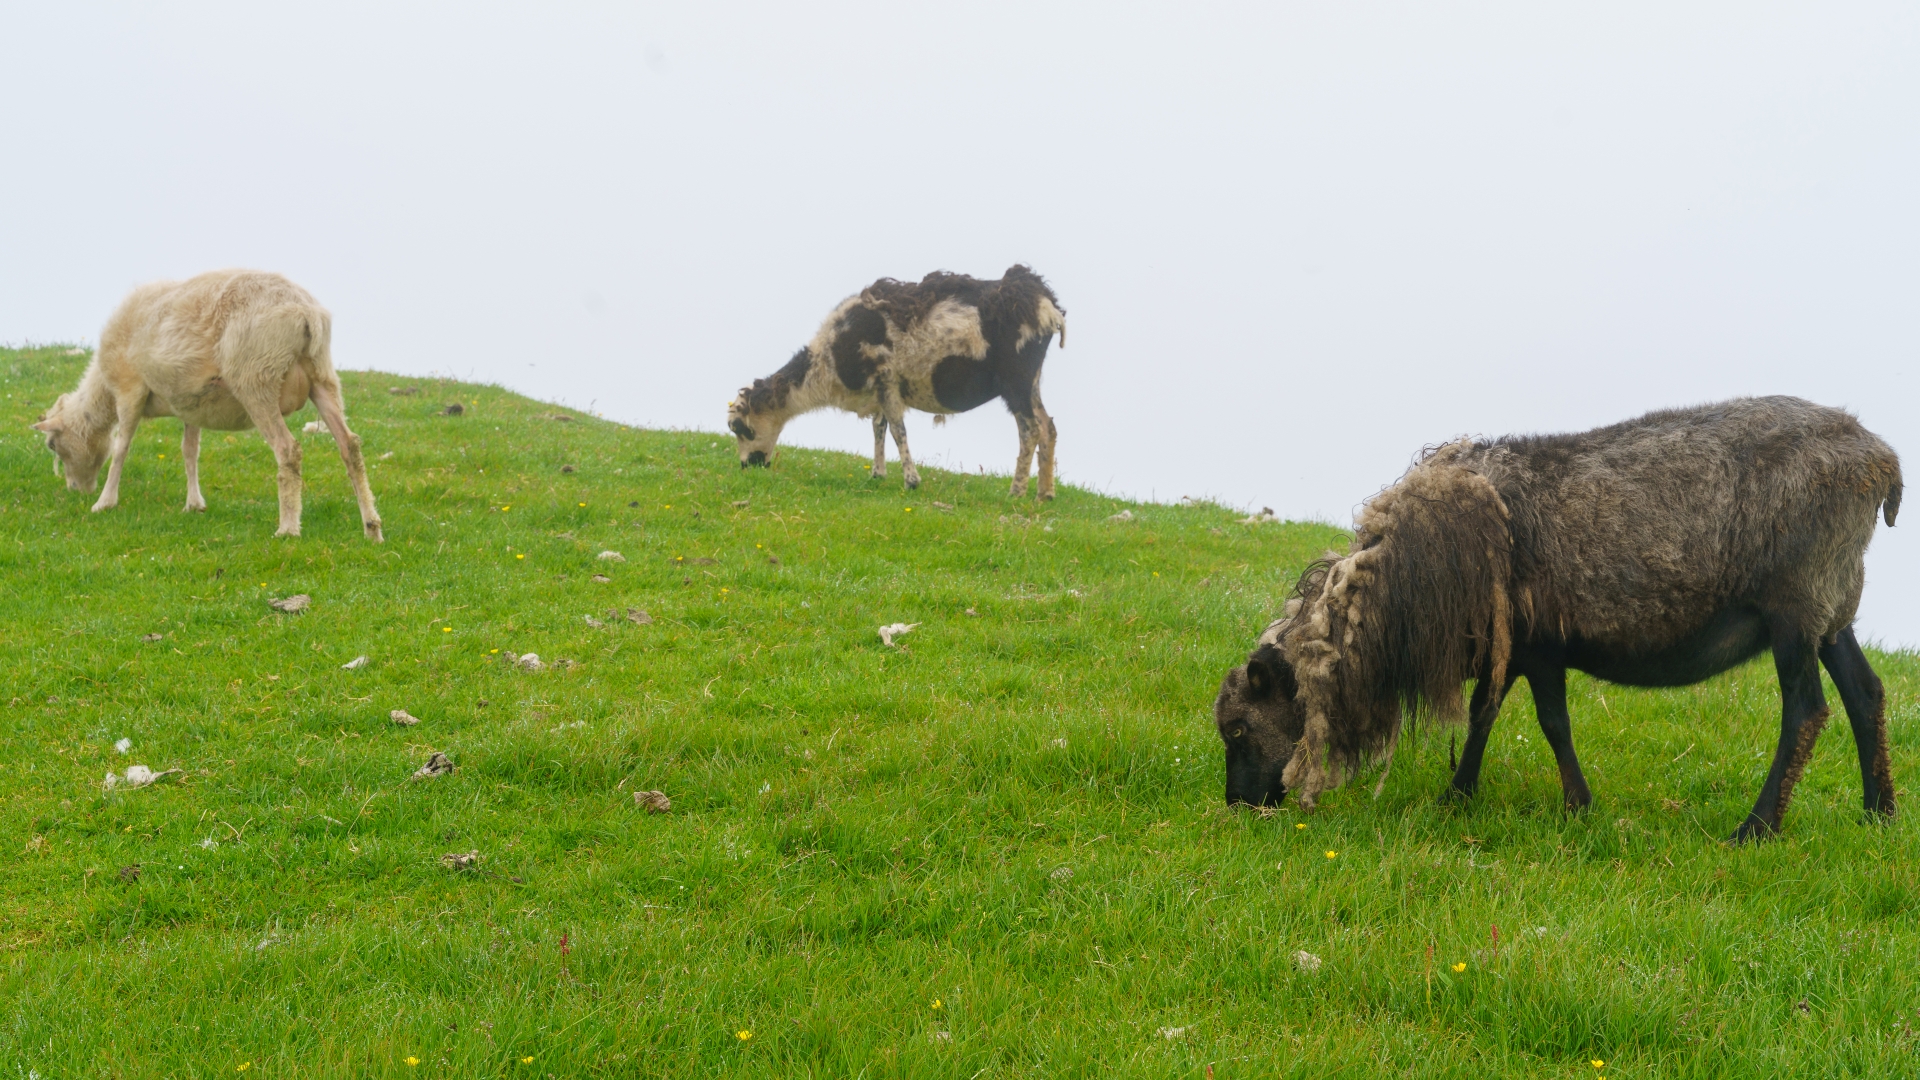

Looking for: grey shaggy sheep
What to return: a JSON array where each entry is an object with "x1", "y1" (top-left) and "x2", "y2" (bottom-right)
[{"x1": 1214, "y1": 396, "x2": 1901, "y2": 841}]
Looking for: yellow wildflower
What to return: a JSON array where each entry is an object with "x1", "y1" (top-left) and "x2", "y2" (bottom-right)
[
  {"x1": 578, "y1": 502, "x2": 586, "y2": 507},
  {"x1": 1325, "y1": 850, "x2": 1337, "y2": 859},
  {"x1": 932, "y1": 998, "x2": 942, "y2": 1010},
  {"x1": 737, "y1": 1030, "x2": 752, "y2": 1041},
  {"x1": 502, "y1": 505, "x2": 511, "y2": 511},
  {"x1": 516, "y1": 553, "x2": 525, "y2": 559},
  {"x1": 1592, "y1": 1063, "x2": 1605, "y2": 1070},
  {"x1": 1452, "y1": 962, "x2": 1467, "y2": 973},
  {"x1": 521, "y1": 1056, "x2": 534, "y2": 1064},
  {"x1": 236, "y1": 1066, "x2": 250, "y2": 1074},
  {"x1": 442, "y1": 627, "x2": 452, "y2": 633},
  {"x1": 406, "y1": 1057, "x2": 420, "y2": 1066},
  {"x1": 1295, "y1": 823, "x2": 1306, "y2": 830}
]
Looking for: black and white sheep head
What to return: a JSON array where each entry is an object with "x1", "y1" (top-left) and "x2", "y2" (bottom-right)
[
  {"x1": 1215, "y1": 640, "x2": 1306, "y2": 808},
  {"x1": 32, "y1": 394, "x2": 107, "y2": 491},
  {"x1": 727, "y1": 394, "x2": 787, "y2": 468}
]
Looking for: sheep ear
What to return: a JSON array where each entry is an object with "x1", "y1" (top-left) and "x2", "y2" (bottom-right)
[
  {"x1": 1246, "y1": 658, "x2": 1275, "y2": 700},
  {"x1": 31, "y1": 417, "x2": 60, "y2": 433}
]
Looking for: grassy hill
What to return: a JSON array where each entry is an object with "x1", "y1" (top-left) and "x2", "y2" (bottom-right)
[{"x1": 3, "y1": 344, "x2": 1918, "y2": 1078}]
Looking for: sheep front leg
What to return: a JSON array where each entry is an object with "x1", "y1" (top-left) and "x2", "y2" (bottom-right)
[
  {"x1": 870, "y1": 413, "x2": 888, "y2": 479},
  {"x1": 91, "y1": 396, "x2": 146, "y2": 512},
  {"x1": 181, "y1": 424, "x2": 207, "y2": 512},
  {"x1": 871, "y1": 386, "x2": 916, "y2": 489},
  {"x1": 238, "y1": 394, "x2": 304, "y2": 537},
  {"x1": 309, "y1": 379, "x2": 383, "y2": 541}
]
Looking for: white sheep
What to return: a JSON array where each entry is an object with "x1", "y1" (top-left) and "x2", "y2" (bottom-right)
[{"x1": 34, "y1": 270, "x2": 382, "y2": 540}]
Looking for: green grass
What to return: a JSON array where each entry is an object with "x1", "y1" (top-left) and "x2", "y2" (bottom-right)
[{"x1": 3, "y1": 344, "x2": 1919, "y2": 1078}]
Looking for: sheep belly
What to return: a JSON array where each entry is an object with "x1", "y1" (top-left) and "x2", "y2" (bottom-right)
[{"x1": 151, "y1": 368, "x2": 311, "y2": 431}]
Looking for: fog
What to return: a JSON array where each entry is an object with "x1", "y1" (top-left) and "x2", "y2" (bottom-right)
[{"x1": 4, "y1": 2, "x2": 1915, "y2": 645}]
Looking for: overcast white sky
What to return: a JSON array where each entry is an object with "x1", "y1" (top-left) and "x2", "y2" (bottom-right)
[{"x1": 4, "y1": 3, "x2": 1916, "y2": 646}]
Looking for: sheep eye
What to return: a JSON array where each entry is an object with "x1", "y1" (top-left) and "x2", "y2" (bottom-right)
[{"x1": 1231, "y1": 727, "x2": 1245, "y2": 738}]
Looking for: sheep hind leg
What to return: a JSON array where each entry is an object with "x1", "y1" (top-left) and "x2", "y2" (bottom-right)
[
  {"x1": 1732, "y1": 628, "x2": 1829, "y2": 843},
  {"x1": 182, "y1": 425, "x2": 206, "y2": 512},
  {"x1": 236, "y1": 391, "x2": 304, "y2": 538},
  {"x1": 309, "y1": 379, "x2": 383, "y2": 541},
  {"x1": 1032, "y1": 398, "x2": 1058, "y2": 501},
  {"x1": 1009, "y1": 413, "x2": 1036, "y2": 498},
  {"x1": 1446, "y1": 672, "x2": 1513, "y2": 800},
  {"x1": 870, "y1": 414, "x2": 887, "y2": 479},
  {"x1": 1820, "y1": 626, "x2": 1895, "y2": 820}
]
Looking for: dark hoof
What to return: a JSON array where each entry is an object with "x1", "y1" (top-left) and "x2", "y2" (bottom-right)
[
  {"x1": 1728, "y1": 815, "x2": 1778, "y2": 844},
  {"x1": 1443, "y1": 784, "x2": 1475, "y2": 804}
]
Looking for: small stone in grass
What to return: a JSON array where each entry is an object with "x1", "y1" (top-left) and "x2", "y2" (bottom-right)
[
  {"x1": 635, "y1": 790, "x2": 671, "y2": 814},
  {"x1": 387, "y1": 386, "x2": 418, "y2": 396},
  {"x1": 584, "y1": 615, "x2": 605, "y2": 628},
  {"x1": 624, "y1": 608, "x2": 653, "y2": 625},
  {"x1": 268, "y1": 594, "x2": 311, "y2": 614},
  {"x1": 140, "y1": 633, "x2": 163, "y2": 642},
  {"x1": 390, "y1": 709, "x2": 421, "y2": 727},
  {"x1": 440, "y1": 403, "x2": 464, "y2": 416},
  {"x1": 342, "y1": 655, "x2": 369, "y2": 670},
  {"x1": 732, "y1": 499, "x2": 749, "y2": 508},
  {"x1": 590, "y1": 574, "x2": 611, "y2": 583},
  {"x1": 560, "y1": 464, "x2": 576, "y2": 474},
  {"x1": 412, "y1": 752, "x2": 455, "y2": 780},
  {"x1": 1294, "y1": 950, "x2": 1323, "y2": 973},
  {"x1": 441, "y1": 850, "x2": 480, "y2": 870},
  {"x1": 597, "y1": 551, "x2": 625, "y2": 562}
]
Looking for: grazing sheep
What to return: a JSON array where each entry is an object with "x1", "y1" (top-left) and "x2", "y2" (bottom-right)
[
  {"x1": 728, "y1": 265, "x2": 1065, "y2": 497},
  {"x1": 34, "y1": 270, "x2": 382, "y2": 540},
  {"x1": 1214, "y1": 397, "x2": 1901, "y2": 841}
]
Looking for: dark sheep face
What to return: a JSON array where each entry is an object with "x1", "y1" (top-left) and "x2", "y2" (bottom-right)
[{"x1": 1214, "y1": 644, "x2": 1304, "y2": 807}]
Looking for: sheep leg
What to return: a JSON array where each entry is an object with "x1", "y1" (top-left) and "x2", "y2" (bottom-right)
[
  {"x1": 1732, "y1": 628, "x2": 1829, "y2": 842},
  {"x1": 870, "y1": 414, "x2": 887, "y2": 479},
  {"x1": 1446, "y1": 671, "x2": 1512, "y2": 799},
  {"x1": 1009, "y1": 413, "x2": 1036, "y2": 498},
  {"x1": 1526, "y1": 663, "x2": 1592, "y2": 811},
  {"x1": 1031, "y1": 392, "x2": 1058, "y2": 501},
  {"x1": 236, "y1": 392, "x2": 303, "y2": 538},
  {"x1": 1820, "y1": 626, "x2": 1895, "y2": 819},
  {"x1": 878, "y1": 383, "x2": 918, "y2": 489},
  {"x1": 181, "y1": 424, "x2": 206, "y2": 511},
  {"x1": 309, "y1": 379, "x2": 384, "y2": 541},
  {"x1": 889, "y1": 414, "x2": 920, "y2": 489},
  {"x1": 90, "y1": 395, "x2": 146, "y2": 511}
]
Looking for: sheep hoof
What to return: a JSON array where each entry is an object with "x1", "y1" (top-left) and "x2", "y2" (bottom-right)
[
  {"x1": 274, "y1": 526, "x2": 301, "y2": 539},
  {"x1": 184, "y1": 501, "x2": 207, "y2": 513},
  {"x1": 365, "y1": 521, "x2": 385, "y2": 543},
  {"x1": 1727, "y1": 815, "x2": 1777, "y2": 844},
  {"x1": 90, "y1": 499, "x2": 117, "y2": 513}
]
